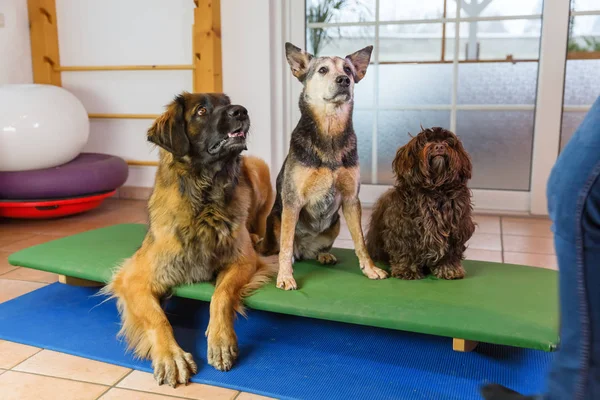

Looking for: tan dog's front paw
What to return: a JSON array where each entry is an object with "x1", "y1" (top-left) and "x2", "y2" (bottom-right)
[
  {"x1": 276, "y1": 272, "x2": 298, "y2": 290},
  {"x1": 361, "y1": 263, "x2": 389, "y2": 280},
  {"x1": 207, "y1": 339, "x2": 239, "y2": 372},
  {"x1": 152, "y1": 348, "x2": 197, "y2": 387}
]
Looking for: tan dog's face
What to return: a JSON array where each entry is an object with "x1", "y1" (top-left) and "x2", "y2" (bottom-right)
[
  {"x1": 147, "y1": 92, "x2": 250, "y2": 164},
  {"x1": 284, "y1": 42, "x2": 372, "y2": 108}
]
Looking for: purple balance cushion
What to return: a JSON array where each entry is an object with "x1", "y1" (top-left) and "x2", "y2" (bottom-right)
[{"x1": 0, "y1": 153, "x2": 129, "y2": 200}]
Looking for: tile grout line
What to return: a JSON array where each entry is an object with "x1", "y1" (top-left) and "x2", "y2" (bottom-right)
[
  {"x1": 7, "y1": 369, "x2": 114, "y2": 400},
  {"x1": 7, "y1": 367, "x2": 112, "y2": 386},
  {"x1": 500, "y1": 217, "x2": 505, "y2": 263},
  {"x1": 0, "y1": 275, "x2": 57, "y2": 285},
  {"x1": 94, "y1": 369, "x2": 134, "y2": 400},
  {"x1": 0, "y1": 267, "x2": 19, "y2": 277},
  {"x1": 99, "y1": 384, "x2": 229, "y2": 400},
  {"x1": 99, "y1": 367, "x2": 241, "y2": 400},
  {"x1": 7, "y1": 346, "x2": 44, "y2": 370},
  {"x1": 108, "y1": 368, "x2": 133, "y2": 389},
  {"x1": 501, "y1": 232, "x2": 554, "y2": 239},
  {"x1": 502, "y1": 250, "x2": 556, "y2": 256},
  {"x1": 5, "y1": 368, "x2": 203, "y2": 400},
  {"x1": 8, "y1": 351, "x2": 222, "y2": 400}
]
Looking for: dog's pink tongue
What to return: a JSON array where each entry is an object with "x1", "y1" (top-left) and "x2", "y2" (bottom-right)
[{"x1": 228, "y1": 131, "x2": 245, "y2": 138}]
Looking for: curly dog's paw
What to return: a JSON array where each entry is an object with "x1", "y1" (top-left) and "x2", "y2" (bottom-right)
[
  {"x1": 433, "y1": 263, "x2": 466, "y2": 280},
  {"x1": 317, "y1": 252, "x2": 337, "y2": 265},
  {"x1": 391, "y1": 266, "x2": 425, "y2": 280}
]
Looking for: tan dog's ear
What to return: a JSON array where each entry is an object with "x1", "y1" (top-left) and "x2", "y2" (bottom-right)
[
  {"x1": 346, "y1": 45, "x2": 373, "y2": 83},
  {"x1": 285, "y1": 42, "x2": 313, "y2": 82},
  {"x1": 147, "y1": 94, "x2": 190, "y2": 158}
]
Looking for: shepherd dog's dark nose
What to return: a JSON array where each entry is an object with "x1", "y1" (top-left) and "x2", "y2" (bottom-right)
[
  {"x1": 336, "y1": 75, "x2": 351, "y2": 87},
  {"x1": 227, "y1": 105, "x2": 248, "y2": 119}
]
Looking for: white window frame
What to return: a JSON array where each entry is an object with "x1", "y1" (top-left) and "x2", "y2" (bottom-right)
[{"x1": 275, "y1": 0, "x2": 597, "y2": 215}]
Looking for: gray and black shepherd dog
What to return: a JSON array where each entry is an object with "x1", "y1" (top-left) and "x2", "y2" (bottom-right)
[{"x1": 258, "y1": 42, "x2": 389, "y2": 290}]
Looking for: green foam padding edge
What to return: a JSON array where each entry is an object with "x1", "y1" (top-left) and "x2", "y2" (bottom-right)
[{"x1": 8, "y1": 223, "x2": 559, "y2": 351}]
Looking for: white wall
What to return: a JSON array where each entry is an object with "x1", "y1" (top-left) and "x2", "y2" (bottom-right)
[
  {"x1": 51, "y1": 0, "x2": 276, "y2": 188},
  {"x1": 0, "y1": 0, "x2": 33, "y2": 84},
  {"x1": 221, "y1": 0, "x2": 274, "y2": 170}
]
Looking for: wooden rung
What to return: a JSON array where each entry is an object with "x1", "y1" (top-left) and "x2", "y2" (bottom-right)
[
  {"x1": 28, "y1": 0, "x2": 62, "y2": 86},
  {"x1": 377, "y1": 58, "x2": 539, "y2": 65},
  {"x1": 88, "y1": 113, "x2": 159, "y2": 120},
  {"x1": 54, "y1": 65, "x2": 194, "y2": 72},
  {"x1": 453, "y1": 338, "x2": 479, "y2": 352},
  {"x1": 127, "y1": 160, "x2": 159, "y2": 167},
  {"x1": 193, "y1": 0, "x2": 222, "y2": 92},
  {"x1": 58, "y1": 275, "x2": 103, "y2": 287}
]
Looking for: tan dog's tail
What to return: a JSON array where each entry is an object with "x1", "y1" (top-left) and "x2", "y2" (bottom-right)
[
  {"x1": 235, "y1": 255, "x2": 279, "y2": 317},
  {"x1": 240, "y1": 255, "x2": 278, "y2": 299}
]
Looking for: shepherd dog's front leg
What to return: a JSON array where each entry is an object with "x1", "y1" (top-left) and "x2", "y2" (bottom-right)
[
  {"x1": 276, "y1": 204, "x2": 301, "y2": 290},
  {"x1": 342, "y1": 197, "x2": 389, "y2": 280},
  {"x1": 337, "y1": 167, "x2": 388, "y2": 280}
]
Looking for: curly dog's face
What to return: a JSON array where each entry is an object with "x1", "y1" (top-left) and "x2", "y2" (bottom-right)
[
  {"x1": 392, "y1": 127, "x2": 472, "y2": 188},
  {"x1": 147, "y1": 92, "x2": 250, "y2": 165}
]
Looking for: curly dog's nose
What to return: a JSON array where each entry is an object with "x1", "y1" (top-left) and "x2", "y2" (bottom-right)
[{"x1": 433, "y1": 143, "x2": 446, "y2": 154}]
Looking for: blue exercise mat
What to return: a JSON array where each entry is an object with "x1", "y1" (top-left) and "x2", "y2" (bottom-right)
[{"x1": 0, "y1": 283, "x2": 552, "y2": 399}]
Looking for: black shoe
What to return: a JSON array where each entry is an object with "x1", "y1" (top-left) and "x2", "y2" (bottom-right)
[{"x1": 480, "y1": 384, "x2": 537, "y2": 400}]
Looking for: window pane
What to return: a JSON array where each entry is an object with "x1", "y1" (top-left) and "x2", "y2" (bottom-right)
[
  {"x1": 354, "y1": 110, "x2": 374, "y2": 184},
  {"x1": 379, "y1": 24, "x2": 443, "y2": 62},
  {"x1": 560, "y1": 111, "x2": 587, "y2": 151},
  {"x1": 563, "y1": 60, "x2": 600, "y2": 105},
  {"x1": 305, "y1": 26, "x2": 375, "y2": 57},
  {"x1": 458, "y1": 62, "x2": 539, "y2": 104},
  {"x1": 447, "y1": 0, "x2": 542, "y2": 18},
  {"x1": 561, "y1": 14, "x2": 600, "y2": 153},
  {"x1": 377, "y1": 111, "x2": 451, "y2": 185},
  {"x1": 445, "y1": 20, "x2": 542, "y2": 61},
  {"x1": 379, "y1": 0, "x2": 445, "y2": 21},
  {"x1": 571, "y1": 1, "x2": 600, "y2": 12},
  {"x1": 306, "y1": 0, "x2": 375, "y2": 25},
  {"x1": 567, "y1": 15, "x2": 600, "y2": 52},
  {"x1": 378, "y1": 64, "x2": 452, "y2": 106},
  {"x1": 457, "y1": 111, "x2": 534, "y2": 190}
]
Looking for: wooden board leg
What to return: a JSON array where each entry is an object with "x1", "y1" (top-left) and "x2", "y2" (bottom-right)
[
  {"x1": 58, "y1": 275, "x2": 103, "y2": 287},
  {"x1": 453, "y1": 338, "x2": 479, "y2": 352}
]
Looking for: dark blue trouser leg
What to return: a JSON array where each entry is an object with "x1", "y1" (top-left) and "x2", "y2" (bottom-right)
[
  {"x1": 544, "y1": 95, "x2": 600, "y2": 400},
  {"x1": 481, "y1": 96, "x2": 600, "y2": 400}
]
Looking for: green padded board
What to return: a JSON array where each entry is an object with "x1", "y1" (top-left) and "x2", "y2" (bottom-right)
[{"x1": 8, "y1": 223, "x2": 559, "y2": 351}]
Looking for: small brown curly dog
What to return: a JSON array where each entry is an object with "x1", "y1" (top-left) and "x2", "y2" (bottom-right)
[{"x1": 366, "y1": 127, "x2": 475, "y2": 280}]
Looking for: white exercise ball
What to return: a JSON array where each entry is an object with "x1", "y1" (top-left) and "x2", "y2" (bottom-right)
[{"x1": 0, "y1": 84, "x2": 89, "y2": 172}]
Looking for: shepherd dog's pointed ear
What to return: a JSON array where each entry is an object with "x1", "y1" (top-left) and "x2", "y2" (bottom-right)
[
  {"x1": 285, "y1": 42, "x2": 314, "y2": 82},
  {"x1": 346, "y1": 45, "x2": 373, "y2": 83},
  {"x1": 147, "y1": 94, "x2": 190, "y2": 158}
]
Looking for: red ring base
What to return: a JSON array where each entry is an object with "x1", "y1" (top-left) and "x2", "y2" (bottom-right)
[{"x1": 0, "y1": 190, "x2": 116, "y2": 219}]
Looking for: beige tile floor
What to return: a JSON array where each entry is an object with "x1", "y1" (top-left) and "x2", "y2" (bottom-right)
[{"x1": 0, "y1": 198, "x2": 556, "y2": 399}]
